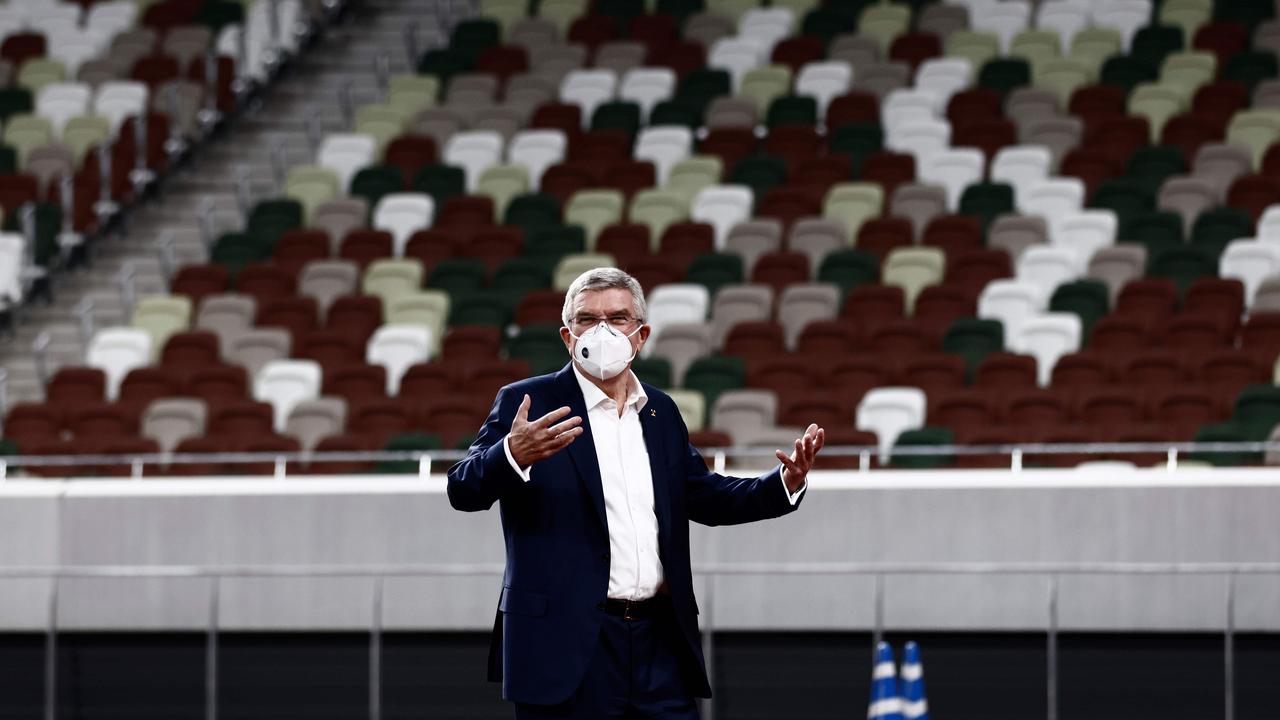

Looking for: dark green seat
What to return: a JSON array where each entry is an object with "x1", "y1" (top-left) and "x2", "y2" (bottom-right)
[
  {"x1": 427, "y1": 257, "x2": 487, "y2": 294},
  {"x1": 0, "y1": 88, "x2": 32, "y2": 124},
  {"x1": 1190, "y1": 207, "x2": 1252, "y2": 260},
  {"x1": 414, "y1": 164, "x2": 467, "y2": 202},
  {"x1": 1189, "y1": 422, "x2": 1260, "y2": 466},
  {"x1": 654, "y1": 0, "x2": 703, "y2": 24},
  {"x1": 829, "y1": 123, "x2": 883, "y2": 171},
  {"x1": 194, "y1": 0, "x2": 244, "y2": 31},
  {"x1": 0, "y1": 145, "x2": 17, "y2": 174},
  {"x1": 504, "y1": 193, "x2": 562, "y2": 235},
  {"x1": 1130, "y1": 24, "x2": 1184, "y2": 70},
  {"x1": 7, "y1": 203, "x2": 62, "y2": 268},
  {"x1": 524, "y1": 225, "x2": 586, "y2": 261},
  {"x1": 375, "y1": 432, "x2": 443, "y2": 474},
  {"x1": 942, "y1": 318, "x2": 1004, "y2": 376},
  {"x1": 801, "y1": 7, "x2": 857, "y2": 45},
  {"x1": 492, "y1": 257, "x2": 552, "y2": 293},
  {"x1": 1099, "y1": 55, "x2": 1157, "y2": 92},
  {"x1": 1232, "y1": 385, "x2": 1280, "y2": 437},
  {"x1": 1126, "y1": 145, "x2": 1185, "y2": 194},
  {"x1": 595, "y1": 0, "x2": 645, "y2": 25},
  {"x1": 1120, "y1": 211, "x2": 1184, "y2": 251},
  {"x1": 676, "y1": 69, "x2": 731, "y2": 112},
  {"x1": 683, "y1": 354, "x2": 745, "y2": 413},
  {"x1": 1050, "y1": 280, "x2": 1110, "y2": 337},
  {"x1": 1148, "y1": 246, "x2": 1216, "y2": 293},
  {"x1": 0, "y1": 437, "x2": 17, "y2": 456},
  {"x1": 766, "y1": 95, "x2": 818, "y2": 127},
  {"x1": 507, "y1": 324, "x2": 566, "y2": 375},
  {"x1": 648, "y1": 99, "x2": 704, "y2": 129},
  {"x1": 417, "y1": 49, "x2": 470, "y2": 84},
  {"x1": 958, "y1": 182, "x2": 1015, "y2": 231},
  {"x1": 591, "y1": 101, "x2": 642, "y2": 138},
  {"x1": 631, "y1": 356, "x2": 672, "y2": 388},
  {"x1": 817, "y1": 249, "x2": 879, "y2": 295},
  {"x1": 449, "y1": 288, "x2": 514, "y2": 326},
  {"x1": 1089, "y1": 178, "x2": 1154, "y2": 225},
  {"x1": 730, "y1": 155, "x2": 788, "y2": 199},
  {"x1": 248, "y1": 198, "x2": 303, "y2": 230},
  {"x1": 685, "y1": 253, "x2": 744, "y2": 296},
  {"x1": 1214, "y1": 0, "x2": 1274, "y2": 25},
  {"x1": 349, "y1": 165, "x2": 404, "y2": 209},
  {"x1": 1223, "y1": 51, "x2": 1278, "y2": 91},
  {"x1": 890, "y1": 427, "x2": 955, "y2": 469},
  {"x1": 211, "y1": 232, "x2": 267, "y2": 275},
  {"x1": 977, "y1": 58, "x2": 1031, "y2": 97},
  {"x1": 448, "y1": 19, "x2": 501, "y2": 65}
]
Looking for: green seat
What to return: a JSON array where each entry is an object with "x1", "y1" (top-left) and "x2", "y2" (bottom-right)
[
  {"x1": 676, "y1": 69, "x2": 731, "y2": 113},
  {"x1": 828, "y1": 123, "x2": 883, "y2": 171},
  {"x1": 596, "y1": 0, "x2": 645, "y2": 25},
  {"x1": 648, "y1": 99, "x2": 703, "y2": 129},
  {"x1": 1122, "y1": 211, "x2": 1185, "y2": 252},
  {"x1": 729, "y1": 156, "x2": 788, "y2": 200},
  {"x1": 1099, "y1": 56, "x2": 1157, "y2": 92},
  {"x1": 3, "y1": 114, "x2": 52, "y2": 164},
  {"x1": 507, "y1": 324, "x2": 566, "y2": 375},
  {"x1": 682, "y1": 354, "x2": 745, "y2": 413},
  {"x1": 247, "y1": 199, "x2": 303, "y2": 248},
  {"x1": 211, "y1": 232, "x2": 267, "y2": 275},
  {"x1": 1089, "y1": 178, "x2": 1154, "y2": 225},
  {"x1": 958, "y1": 182, "x2": 1015, "y2": 231},
  {"x1": 375, "y1": 432, "x2": 443, "y2": 474},
  {"x1": 284, "y1": 165, "x2": 341, "y2": 221},
  {"x1": 17, "y1": 59, "x2": 64, "y2": 93},
  {"x1": 1232, "y1": 384, "x2": 1280, "y2": 435},
  {"x1": 685, "y1": 253, "x2": 744, "y2": 296},
  {"x1": 858, "y1": 2, "x2": 910, "y2": 53},
  {"x1": 15, "y1": 203, "x2": 59, "y2": 267},
  {"x1": 449, "y1": 288, "x2": 515, "y2": 326},
  {"x1": 818, "y1": 249, "x2": 879, "y2": 296},
  {"x1": 942, "y1": 318, "x2": 1004, "y2": 376},
  {"x1": 363, "y1": 260, "x2": 426, "y2": 307},
  {"x1": 1049, "y1": 280, "x2": 1110, "y2": 337},
  {"x1": 630, "y1": 356, "x2": 672, "y2": 388},
  {"x1": 414, "y1": 164, "x2": 467, "y2": 202},
  {"x1": 1189, "y1": 421, "x2": 1260, "y2": 466},
  {"x1": 1214, "y1": 0, "x2": 1274, "y2": 25},
  {"x1": 1131, "y1": 24, "x2": 1184, "y2": 70},
  {"x1": 492, "y1": 257, "x2": 553, "y2": 293},
  {"x1": 765, "y1": 95, "x2": 818, "y2": 127},
  {"x1": 1128, "y1": 83, "x2": 1184, "y2": 141},
  {"x1": 565, "y1": 189, "x2": 625, "y2": 245},
  {"x1": 802, "y1": 7, "x2": 857, "y2": 45},
  {"x1": 525, "y1": 225, "x2": 587, "y2": 260},
  {"x1": 194, "y1": 0, "x2": 244, "y2": 31},
  {"x1": 655, "y1": 0, "x2": 703, "y2": 24},
  {"x1": 0, "y1": 144, "x2": 17, "y2": 174},
  {"x1": 349, "y1": 165, "x2": 404, "y2": 209},
  {"x1": 825, "y1": 182, "x2": 884, "y2": 240},
  {"x1": 1223, "y1": 51, "x2": 1279, "y2": 92},
  {"x1": 890, "y1": 427, "x2": 955, "y2": 469},
  {"x1": 1148, "y1": 246, "x2": 1217, "y2": 292},
  {"x1": 417, "y1": 49, "x2": 470, "y2": 85},
  {"x1": 665, "y1": 157, "x2": 722, "y2": 199},
  {"x1": 449, "y1": 19, "x2": 501, "y2": 64},
  {"x1": 504, "y1": 193, "x2": 562, "y2": 235},
  {"x1": 1190, "y1": 207, "x2": 1251, "y2": 259},
  {"x1": 591, "y1": 101, "x2": 642, "y2": 138},
  {"x1": 0, "y1": 437, "x2": 18, "y2": 456},
  {"x1": 1126, "y1": 145, "x2": 1186, "y2": 194},
  {"x1": 476, "y1": 164, "x2": 529, "y2": 217},
  {"x1": 427, "y1": 258, "x2": 487, "y2": 294},
  {"x1": 553, "y1": 253, "x2": 617, "y2": 290},
  {"x1": 946, "y1": 30, "x2": 1001, "y2": 70},
  {"x1": 977, "y1": 58, "x2": 1032, "y2": 97},
  {"x1": 741, "y1": 65, "x2": 792, "y2": 115},
  {"x1": 0, "y1": 88, "x2": 32, "y2": 125},
  {"x1": 628, "y1": 189, "x2": 687, "y2": 240}
]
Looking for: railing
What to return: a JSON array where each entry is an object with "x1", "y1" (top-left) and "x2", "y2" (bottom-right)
[{"x1": 5, "y1": 561, "x2": 1274, "y2": 720}]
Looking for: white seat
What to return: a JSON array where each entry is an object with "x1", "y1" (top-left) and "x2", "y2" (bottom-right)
[
  {"x1": 1220, "y1": 239, "x2": 1280, "y2": 306},
  {"x1": 738, "y1": 8, "x2": 794, "y2": 52},
  {"x1": 507, "y1": 129, "x2": 567, "y2": 189},
  {"x1": 776, "y1": 283, "x2": 840, "y2": 349},
  {"x1": 372, "y1": 193, "x2": 435, "y2": 256},
  {"x1": 619, "y1": 67, "x2": 677, "y2": 119},
  {"x1": 919, "y1": 148, "x2": 985, "y2": 210},
  {"x1": 50, "y1": 35, "x2": 101, "y2": 75},
  {"x1": 913, "y1": 57, "x2": 973, "y2": 107},
  {"x1": 317, "y1": 133, "x2": 377, "y2": 190},
  {"x1": 856, "y1": 387, "x2": 927, "y2": 461},
  {"x1": 1016, "y1": 245, "x2": 1081, "y2": 299},
  {"x1": 691, "y1": 185, "x2": 754, "y2": 248},
  {"x1": 253, "y1": 360, "x2": 322, "y2": 432},
  {"x1": 708, "y1": 37, "x2": 767, "y2": 90},
  {"x1": 85, "y1": 1, "x2": 137, "y2": 33},
  {"x1": 36, "y1": 83, "x2": 91, "y2": 135},
  {"x1": 367, "y1": 324, "x2": 433, "y2": 395},
  {"x1": 971, "y1": 0, "x2": 1031, "y2": 52},
  {"x1": 1036, "y1": 0, "x2": 1090, "y2": 54},
  {"x1": 644, "y1": 284, "x2": 710, "y2": 358},
  {"x1": 634, "y1": 126, "x2": 693, "y2": 184},
  {"x1": 1050, "y1": 210, "x2": 1116, "y2": 270},
  {"x1": 92, "y1": 81, "x2": 148, "y2": 134},
  {"x1": 978, "y1": 279, "x2": 1047, "y2": 337},
  {"x1": 885, "y1": 118, "x2": 951, "y2": 160},
  {"x1": 444, "y1": 130, "x2": 505, "y2": 192},
  {"x1": 87, "y1": 327, "x2": 152, "y2": 400},
  {"x1": 559, "y1": 69, "x2": 618, "y2": 123},
  {"x1": 0, "y1": 232, "x2": 24, "y2": 309},
  {"x1": 1091, "y1": 0, "x2": 1151, "y2": 51},
  {"x1": 794, "y1": 60, "x2": 853, "y2": 115},
  {"x1": 1257, "y1": 205, "x2": 1280, "y2": 243},
  {"x1": 991, "y1": 146, "x2": 1053, "y2": 207},
  {"x1": 881, "y1": 88, "x2": 939, "y2": 128},
  {"x1": 1009, "y1": 312, "x2": 1082, "y2": 386},
  {"x1": 1019, "y1": 177, "x2": 1086, "y2": 222}
]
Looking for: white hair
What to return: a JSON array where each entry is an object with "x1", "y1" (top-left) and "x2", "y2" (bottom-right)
[{"x1": 560, "y1": 267, "x2": 648, "y2": 327}]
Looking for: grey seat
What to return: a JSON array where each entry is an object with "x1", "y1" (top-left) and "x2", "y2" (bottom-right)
[
  {"x1": 988, "y1": 214, "x2": 1047, "y2": 261},
  {"x1": 142, "y1": 398, "x2": 208, "y2": 454},
  {"x1": 724, "y1": 219, "x2": 783, "y2": 275},
  {"x1": 1192, "y1": 143, "x2": 1253, "y2": 201},
  {"x1": 162, "y1": 26, "x2": 212, "y2": 67},
  {"x1": 1254, "y1": 20, "x2": 1280, "y2": 53},
  {"x1": 1253, "y1": 79, "x2": 1280, "y2": 109},
  {"x1": 710, "y1": 283, "x2": 774, "y2": 348},
  {"x1": 226, "y1": 328, "x2": 292, "y2": 378},
  {"x1": 472, "y1": 105, "x2": 524, "y2": 140},
  {"x1": 828, "y1": 34, "x2": 881, "y2": 67},
  {"x1": 531, "y1": 44, "x2": 587, "y2": 83},
  {"x1": 789, "y1": 217, "x2": 846, "y2": 274},
  {"x1": 509, "y1": 17, "x2": 560, "y2": 51},
  {"x1": 0, "y1": 60, "x2": 12, "y2": 87},
  {"x1": 648, "y1": 323, "x2": 714, "y2": 387},
  {"x1": 25, "y1": 144, "x2": 74, "y2": 190},
  {"x1": 1266, "y1": 423, "x2": 1280, "y2": 466},
  {"x1": 504, "y1": 73, "x2": 557, "y2": 117},
  {"x1": 153, "y1": 80, "x2": 205, "y2": 138},
  {"x1": 285, "y1": 397, "x2": 348, "y2": 452},
  {"x1": 414, "y1": 107, "x2": 467, "y2": 148},
  {"x1": 1086, "y1": 244, "x2": 1148, "y2": 302},
  {"x1": 711, "y1": 389, "x2": 778, "y2": 434},
  {"x1": 890, "y1": 183, "x2": 948, "y2": 239},
  {"x1": 76, "y1": 59, "x2": 118, "y2": 87},
  {"x1": 298, "y1": 260, "x2": 359, "y2": 315},
  {"x1": 776, "y1": 283, "x2": 841, "y2": 349},
  {"x1": 705, "y1": 96, "x2": 757, "y2": 129},
  {"x1": 683, "y1": 13, "x2": 736, "y2": 48},
  {"x1": 1005, "y1": 87, "x2": 1061, "y2": 129},
  {"x1": 195, "y1": 293, "x2": 257, "y2": 353},
  {"x1": 852, "y1": 61, "x2": 910, "y2": 99},
  {"x1": 917, "y1": 4, "x2": 969, "y2": 40},
  {"x1": 1252, "y1": 276, "x2": 1280, "y2": 312},
  {"x1": 446, "y1": 73, "x2": 499, "y2": 107},
  {"x1": 109, "y1": 28, "x2": 157, "y2": 74},
  {"x1": 1019, "y1": 116, "x2": 1082, "y2": 169},
  {"x1": 312, "y1": 198, "x2": 369, "y2": 249},
  {"x1": 594, "y1": 41, "x2": 646, "y2": 76},
  {"x1": 1157, "y1": 176, "x2": 1217, "y2": 235}
]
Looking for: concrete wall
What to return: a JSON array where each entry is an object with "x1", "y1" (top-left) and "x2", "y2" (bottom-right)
[{"x1": 1, "y1": 467, "x2": 1278, "y2": 632}]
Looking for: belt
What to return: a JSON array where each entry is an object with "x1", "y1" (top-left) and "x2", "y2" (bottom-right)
[{"x1": 598, "y1": 595, "x2": 667, "y2": 620}]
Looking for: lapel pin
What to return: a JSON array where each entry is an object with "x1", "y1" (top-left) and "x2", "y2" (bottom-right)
[{"x1": 650, "y1": 409, "x2": 657, "y2": 417}]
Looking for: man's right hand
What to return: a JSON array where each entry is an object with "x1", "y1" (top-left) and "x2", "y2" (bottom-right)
[{"x1": 508, "y1": 394, "x2": 583, "y2": 469}]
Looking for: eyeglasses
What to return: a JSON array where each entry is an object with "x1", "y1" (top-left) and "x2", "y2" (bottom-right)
[{"x1": 570, "y1": 314, "x2": 642, "y2": 330}]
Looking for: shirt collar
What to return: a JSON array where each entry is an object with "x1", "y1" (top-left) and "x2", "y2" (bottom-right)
[{"x1": 571, "y1": 363, "x2": 648, "y2": 413}]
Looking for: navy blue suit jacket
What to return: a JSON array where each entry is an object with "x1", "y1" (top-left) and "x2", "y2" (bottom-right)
[{"x1": 446, "y1": 364, "x2": 804, "y2": 705}]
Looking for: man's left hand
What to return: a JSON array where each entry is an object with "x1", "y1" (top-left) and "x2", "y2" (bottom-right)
[{"x1": 777, "y1": 423, "x2": 824, "y2": 494}]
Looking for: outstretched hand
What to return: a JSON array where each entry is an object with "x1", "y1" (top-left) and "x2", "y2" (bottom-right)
[
  {"x1": 777, "y1": 423, "x2": 824, "y2": 494},
  {"x1": 507, "y1": 394, "x2": 583, "y2": 469}
]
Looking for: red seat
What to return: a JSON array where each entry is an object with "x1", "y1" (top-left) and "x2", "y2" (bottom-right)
[
  {"x1": 567, "y1": 130, "x2": 631, "y2": 164},
  {"x1": 515, "y1": 289, "x2": 568, "y2": 326},
  {"x1": 1226, "y1": 174, "x2": 1280, "y2": 221},
  {"x1": 951, "y1": 118, "x2": 1016, "y2": 160},
  {"x1": 326, "y1": 296, "x2": 383, "y2": 345},
  {"x1": 859, "y1": 152, "x2": 916, "y2": 198},
  {"x1": 888, "y1": 32, "x2": 941, "y2": 70},
  {"x1": 791, "y1": 155, "x2": 853, "y2": 195},
  {"x1": 441, "y1": 326, "x2": 503, "y2": 361},
  {"x1": 973, "y1": 352, "x2": 1038, "y2": 389},
  {"x1": 856, "y1": 217, "x2": 913, "y2": 261},
  {"x1": 91, "y1": 436, "x2": 161, "y2": 477},
  {"x1": 597, "y1": 223, "x2": 652, "y2": 264},
  {"x1": 1085, "y1": 116, "x2": 1150, "y2": 167},
  {"x1": 1192, "y1": 22, "x2": 1249, "y2": 64},
  {"x1": 945, "y1": 88, "x2": 1003, "y2": 128},
  {"x1": 420, "y1": 395, "x2": 491, "y2": 447},
  {"x1": 46, "y1": 368, "x2": 107, "y2": 405},
  {"x1": 944, "y1": 249, "x2": 1011, "y2": 292},
  {"x1": 257, "y1": 297, "x2": 319, "y2": 346},
  {"x1": 1191, "y1": 349, "x2": 1265, "y2": 397},
  {"x1": 384, "y1": 135, "x2": 438, "y2": 187},
  {"x1": 827, "y1": 91, "x2": 880, "y2": 130},
  {"x1": 922, "y1": 215, "x2": 982, "y2": 258},
  {"x1": 459, "y1": 227, "x2": 523, "y2": 272},
  {"x1": 1062, "y1": 148, "x2": 1122, "y2": 197},
  {"x1": 208, "y1": 400, "x2": 274, "y2": 436},
  {"x1": 1182, "y1": 277, "x2": 1244, "y2": 331},
  {"x1": 185, "y1": 366, "x2": 249, "y2": 405},
  {"x1": 1147, "y1": 385, "x2": 1225, "y2": 427},
  {"x1": 628, "y1": 14, "x2": 679, "y2": 56},
  {"x1": 1115, "y1": 278, "x2": 1179, "y2": 324},
  {"x1": 623, "y1": 255, "x2": 685, "y2": 292},
  {"x1": 1068, "y1": 84, "x2": 1126, "y2": 120},
  {"x1": 770, "y1": 36, "x2": 823, "y2": 72},
  {"x1": 400, "y1": 361, "x2": 462, "y2": 399},
  {"x1": 568, "y1": 14, "x2": 618, "y2": 51},
  {"x1": 867, "y1": 319, "x2": 934, "y2": 354},
  {"x1": 1161, "y1": 113, "x2": 1222, "y2": 160},
  {"x1": 475, "y1": 45, "x2": 529, "y2": 83},
  {"x1": 928, "y1": 388, "x2": 997, "y2": 429},
  {"x1": 913, "y1": 285, "x2": 977, "y2": 341},
  {"x1": 777, "y1": 391, "x2": 855, "y2": 428},
  {"x1": 160, "y1": 331, "x2": 221, "y2": 369},
  {"x1": 404, "y1": 228, "x2": 462, "y2": 269},
  {"x1": 603, "y1": 160, "x2": 657, "y2": 198},
  {"x1": 657, "y1": 222, "x2": 715, "y2": 268},
  {"x1": 1160, "y1": 314, "x2": 1233, "y2": 350},
  {"x1": 309, "y1": 433, "x2": 378, "y2": 474},
  {"x1": 899, "y1": 353, "x2": 965, "y2": 394},
  {"x1": 168, "y1": 436, "x2": 234, "y2": 476},
  {"x1": 765, "y1": 125, "x2": 823, "y2": 163},
  {"x1": 842, "y1": 285, "x2": 905, "y2": 330},
  {"x1": 953, "y1": 426, "x2": 1028, "y2": 468},
  {"x1": 823, "y1": 356, "x2": 894, "y2": 397},
  {"x1": 530, "y1": 102, "x2": 583, "y2": 138},
  {"x1": 648, "y1": 40, "x2": 705, "y2": 79},
  {"x1": 171, "y1": 264, "x2": 231, "y2": 304},
  {"x1": 349, "y1": 398, "x2": 417, "y2": 445},
  {"x1": 796, "y1": 319, "x2": 859, "y2": 355},
  {"x1": 1075, "y1": 387, "x2": 1144, "y2": 428},
  {"x1": 1089, "y1": 316, "x2": 1150, "y2": 352},
  {"x1": 541, "y1": 162, "x2": 598, "y2": 203},
  {"x1": 297, "y1": 331, "x2": 363, "y2": 368},
  {"x1": 3, "y1": 402, "x2": 63, "y2": 443},
  {"x1": 0, "y1": 32, "x2": 45, "y2": 67},
  {"x1": 747, "y1": 357, "x2": 816, "y2": 395},
  {"x1": 237, "y1": 434, "x2": 303, "y2": 475},
  {"x1": 1192, "y1": 82, "x2": 1249, "y2": 130},
  {"x1": 437, "y1": 195, "x2": 496, "y2": 230},
  {"x1": 1240, "y1": 312, "x2": 1280, "y2": 365},
  {"x1": 1118, "y1": 350, "x2": 1185, "y2": 387},
  {"x1": 273, "y1": 230, "x2": 332, "y2": 275},
  {"x1": 723, "y1": 321, "x2": 787, "y2": 359},
  {"x1": 698, "y1": 128, "x2": 758, "y2": 169},
  {"x1": 1034, "y1": 424, "x2": 1096, "y2": 467},
  {"x1": 812, "y1": 428, "x2": 881, "y2": 469},
  {"x1": 464, "y1": 359, "x2": 532, "y2": 396},
  {"x1": 119, "y1": 367, "x2": 185, "y2": 407},
  {"x1": 1001, "y1": 389, "x2": 1070, "y2": 429},
  {"x1": 339, "y1": 230, "x2": 395, "y2": 269},
  {"x1": 1050, "y1": 352, "x2": 1112, "y2": 389},
  {"x1": 131, "y1": 53, "x2": 180, "y2": 89},
  {"x1": 235, "y1": 262, "x2": 297, "y2": 303}
]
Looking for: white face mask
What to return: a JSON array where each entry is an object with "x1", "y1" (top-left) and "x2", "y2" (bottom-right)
[{"x1": 568, "y1": 322, "x2": 641, "y2": 380}]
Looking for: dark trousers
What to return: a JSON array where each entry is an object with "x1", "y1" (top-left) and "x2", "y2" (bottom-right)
[{"x1": 513, "y1": 606, "x2": 701, "y2": 719}]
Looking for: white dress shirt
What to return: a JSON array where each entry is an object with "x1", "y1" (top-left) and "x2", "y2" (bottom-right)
[{"x1": 503, "y1": 365, "x2": 806, "y2": 601}]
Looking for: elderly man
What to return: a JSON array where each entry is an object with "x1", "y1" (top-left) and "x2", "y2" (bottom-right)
[{"x1": 448, "y1": 268, "x2": 824, "y2": 719}]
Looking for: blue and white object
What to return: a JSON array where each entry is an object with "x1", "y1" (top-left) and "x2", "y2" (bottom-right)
[
  {"x1": 901, "y1": 641, "x2": 929, "y2": 720},
  {"x1": 868, "y1": 641, "x2": 904, "y2": 720}
]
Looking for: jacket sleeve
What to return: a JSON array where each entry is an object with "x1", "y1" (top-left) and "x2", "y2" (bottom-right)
[
  {"x1": 678, "y1": 408, "x2": 803, "y2": 527},
  {"x1": 446, "y1": 386, "x2": 525, "y2": 512}
]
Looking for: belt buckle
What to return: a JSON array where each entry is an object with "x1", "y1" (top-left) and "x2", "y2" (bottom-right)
[{"x1": 622, "y1": 599, "x2": 635, "y2": 621}]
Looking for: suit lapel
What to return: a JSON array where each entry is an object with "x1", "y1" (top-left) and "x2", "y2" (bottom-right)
[
  {"x1": 639, "y1": 392, "x2": 672, "y2": 540},
  {"x1": 554, "y1": 365, "x2": 607, "y2": 530}
]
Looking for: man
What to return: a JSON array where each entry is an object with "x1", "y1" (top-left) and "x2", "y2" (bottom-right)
[{"x1": 448, "y1": 268, "x2": 824, "y2": 719}]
